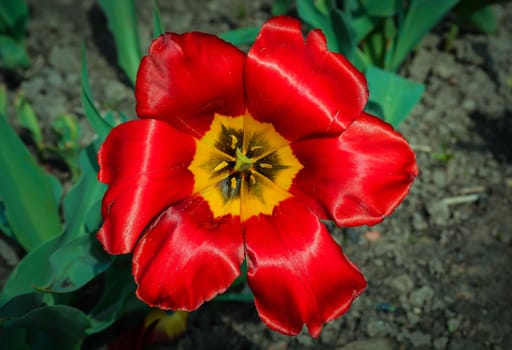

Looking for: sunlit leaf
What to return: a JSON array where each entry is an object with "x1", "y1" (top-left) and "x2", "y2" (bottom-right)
[
  {"x1": 152, "y1": 0, "x2": 163, "y2": 38},
  {"x1": 51, "y1": 114, "x2": 81, "y2": 179},
  {"x1": 0, "y1": 35, "x2": 30, "y2": 69},
  {"x1": 0, "y1": 235, "x2": 62, "y2": 307},
  {"x1": 388, "y1": 0, "x2": 458, "y2": 71},
  {"x1": 98, "y1": 0, "x2": 142, "y2": 85},
  {"x1": 14, "y1": 93, "x2": 44, "y2": 151},
  {"x1": 365, "y1": 65, "x2": 424, "y2": 127},
  {"x1": 62, "y1": 141, "x2": 106, "y2": 241},
  {"x1": 43, "y1": 234, "x2": 111, "y2": 293},
  {"x1": 220, "y1": 26, "x2": 260, "y2": 46},
  {"x1": 0, "y1": 91, "x2": 62, "y2": 251},
  {"x1": 358, "y1": 0, "x2": 398, "y2": 17},
  {"x1": 297, "y1": 0, "x2": 356, "y2": 59}
]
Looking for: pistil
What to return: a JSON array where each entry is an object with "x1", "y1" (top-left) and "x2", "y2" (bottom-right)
[{"x1": 234, "y1": 148, "x2": 253, "y2": 172}]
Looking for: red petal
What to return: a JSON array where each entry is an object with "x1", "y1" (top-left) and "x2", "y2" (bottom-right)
[
  {"x1": 245, "y1": 16, "x2": 368, "y2": 141},
  {"x1": 291, "y1": 113, "x2": 418, "y2": 227},
  {"x1": 135, "y1": 32, "x2": 246, "y2": 137},
  {"x1": 97, "y1": 119, "x2": 195, "y2": 254},
  {"x1": 244, "y1": 198, "x2": 366, "y2": 337},
  {"x1": 133, "y1": 196, "x2": 244, "y2": 311}
]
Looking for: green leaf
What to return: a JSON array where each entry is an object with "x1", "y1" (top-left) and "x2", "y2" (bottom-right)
[
  {"x1": 51, "y1": 114, "x2": 82, "y2": 179},
  {"x1": 0, "y1": 235, "x2": 63, "y2": 307},
  {"x1": 359, "y1": 0, "x2": 398, "y2": 17},
  {"x1": 468, "y1": 5, "x2": 497, "y2": 34},
  {"x1": 14, "y1": 93, "x2": 44, "y2": 151},
  {"x1": 0, "y1": 142, "x2": 106, "y2": 305},
  {"x1": 152, "y1": 0, "x2": 163, "y2": 38},
  {"x1": 0, "y1": 328, "x2": 29, "y2": 350},
  {"x1": 2, "y1": 305, "x2": 91, "y2": 350},
  {"x1": 297, "y1": 0, "x2": 356, "y2": 59},
  {"x1": 0, "y1": 83, "x2": 6, "y2": 113},
  {"x1": 0, "y1": 293, "x2": 43, "y2": 321},
  {"x1": 0, "y1": 202, "x2": 14, "y2": 238},
  {"x1": 80, "y1": 45, "x2": 113, "y2": 141},
  {"x1": 351, "y1": 14, "x2": 381, "y2": 42},
  {"x1": 365, "y1": 65, "x2": 424, "y2": 127},
  {"x1": 0, "y1": 0, "x2": 28, "y2": 40},
  {"x1": 219, "y1": 26, "x2": 260, "y2": 46},
  {"x1": 62, "y1": 142, "x2": 106, "y2": 241},
  {"x1": 98, "y1": 0, "x2": 142, "y2": 85},
  {"x1": 0, "y1": 35, "x2": 30, "y2": 69},
  {"x1": 388, "y1": 0, "x2": 458, "y2": 71},
  {"x1": 88, "y1": 259, "x2": 140, "y2": 334},
  {"x1": 272, "y1": 0, "x2": 294, "y2": 16},
  {"x1": 0, "y1": 94, "x2": 62, "y2": 252},
  {"x1": 43, "y1": 234, "x2": 111, "y2": 293},
  {"x1": 214, "y1": 291, "x2": 254, "y2": 302}
]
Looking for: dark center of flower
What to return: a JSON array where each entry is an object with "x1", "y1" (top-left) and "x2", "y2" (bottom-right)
[{"x1": 189, "y1": 113, "x2": 303, "y2": 220}]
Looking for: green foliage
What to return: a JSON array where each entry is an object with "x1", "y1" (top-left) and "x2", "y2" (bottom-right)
[
  {"x1": 0, "y1": 0, "x2": 30, "y2": 69},
  {"x1": 98, "y1": 0, "x2": 142, "y2": 85},
  {"x1": 220, "y1": 27, "x2": 260, "y2": 46},
  {"x1": 388, "y1": 0, "x2": 459, "y2": 71},
  {"x1": 80, "y1": 45, "x2": 114, "y2": 141},
  {"x1": 14, "y1": 93, "x2": 44, "y2": 151},
  {"x1": 0, "y1": 87, "x2": 62, "y2": 252},
  {"x1": 453, "y1": 0, "x2": 511, "y2": 34},
  {"x1": 297, "y1": 0, "x2": 357, "y2": 61},
  {"x1": 152, "y1": 0, "x2": 163, "y2": 38},
  {"x1": 365, "y1": 65, "x2": 424, "y2": 128}
]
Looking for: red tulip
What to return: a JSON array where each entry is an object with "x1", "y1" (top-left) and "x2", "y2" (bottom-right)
[{"x1": 97, "y1": 16, "x2": 417, "y2": 337}]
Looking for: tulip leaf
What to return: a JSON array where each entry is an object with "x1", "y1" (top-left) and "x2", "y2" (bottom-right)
[
  {"x1": 387, "y1": 0, "x2": 458, "y2": 71},
  {"x1": 152, "y1": 0, "x2": 163, "y2": 39},
  {"x1": 98, "y1": 0, "x2": 142, "y2": 85},
  {"x1": 0, "y1": 294, "x2": 41, "y2": 349},
  {"x1": 0, "y1": 35, "x2": 30, "y2": 69},
  {"x1": 51, "y1": 114, "x2": 82, "y2": 179},
  {"x1": 467, "y1": 6, "x2": 497, "y2": 34},
  {"x1": 0, "y1": 235, "x2": 63, "y2": 307},
  {"x1": 297, "y1": 0, "x2": 356, "y2": 60},
  {"x1": 214, "y1": 291, "x2": 254, "y2": 302},
  {"x1": 0, "y1": 0, "x2": 28, "y2": 40},
  {"x1": 2, "y1": 305, "x2": 91, "y2": 350},
  {"x1": 14, "y1": 93, "x2": 44, "y2": 151},
  {"x1": 0, "y1": 93, "x2": 62, "y2": 252},
  {"x1": 272, "y1": 0, "x2": 294, "y2": 16},
  {"x1": 43, "y1": 234, "x2": 112, "y2": 294},
  {"x1": 220, "y1": 27, "x2": 260, "y2": 46},
  {"x1": 80, "y1": 45, "x2": 113, "y2": 141},
  {"x1": 365, "y1": 65, "x2": 424, "y2": 127},
  {"x1": 358, "y1": 0, "x2": 399, "y2": 17},
  {"x1": 351, "y1": 13, "x2": 381, "y2": 42},
  {"x1": 62, "y1": 142, "x2": 106, "y2": 241},
  {"x1": 88, "y1": 259, "x2": 140, "y2": 334}
]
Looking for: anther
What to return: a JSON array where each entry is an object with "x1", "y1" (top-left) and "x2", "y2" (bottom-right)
[
  {"x1": 259, "y1": 163, "x2": 273, "y2": 169},
  {"x1": 249, "y1": 174, "x2": 256, "y2": 185},
  {"x1": 230, "y1": 177, "x2": 238, "y2": 190},
  {"x1": 229, "y1": 135, "x2": 238, "y2": 149},
  {"x1": 250, "y1": 145, "x2": 263, "y2": 152},
  {"x1": 213, "y1": 160, "x2": 229, "y2": 172}
]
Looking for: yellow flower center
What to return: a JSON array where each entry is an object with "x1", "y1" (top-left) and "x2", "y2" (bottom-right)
[{"x1": 189, "y1": 112, "x2": 303, "y2": 221}]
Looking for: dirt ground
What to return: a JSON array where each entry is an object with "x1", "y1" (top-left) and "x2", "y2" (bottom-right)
[{"x1": 1, "y1": 1, "x2": 511, "y2": 349}]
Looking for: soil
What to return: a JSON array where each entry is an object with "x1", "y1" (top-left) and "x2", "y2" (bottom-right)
[{"x1": 1, "y1": 0, "x2": 511, "y2": 349}]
